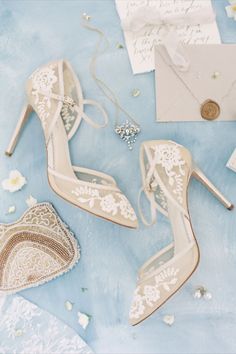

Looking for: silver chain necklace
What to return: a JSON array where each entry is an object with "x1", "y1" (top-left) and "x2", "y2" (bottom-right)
[
  {"x1": 158, "y1": 47, "x2": 236, "y2": 121},
  {"x1": 83, "y1": 22, "x2": 141, "y2": 150}
]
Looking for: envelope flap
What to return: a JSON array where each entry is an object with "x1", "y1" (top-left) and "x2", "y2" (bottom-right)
[{"x1": 156, "y1": 44, "x2": 236, "y2": 104}]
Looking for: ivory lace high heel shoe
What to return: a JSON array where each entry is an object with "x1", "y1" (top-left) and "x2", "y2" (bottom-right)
[
  {"x1": 129, "y1": 140, "x2": 233, "y2": 325},
  {"x1": 6, "y1": 60, "x2": 138, "y2": 228}
]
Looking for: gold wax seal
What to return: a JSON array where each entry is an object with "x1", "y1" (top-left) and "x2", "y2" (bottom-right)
[{"x1": 200, "y1": 100, "x2": 220, "y2": 120}]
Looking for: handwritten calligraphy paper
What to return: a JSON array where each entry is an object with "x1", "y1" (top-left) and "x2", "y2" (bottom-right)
[{"x1": 115, "y1": 0, "x2": 221, "y2": 74}]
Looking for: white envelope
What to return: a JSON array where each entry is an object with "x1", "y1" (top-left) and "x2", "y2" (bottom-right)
[{"x1": 155, "y1": 44, "x2": 236, "y2": 122}]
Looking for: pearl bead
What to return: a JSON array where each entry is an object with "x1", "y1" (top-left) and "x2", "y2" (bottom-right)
[
  {"x1": 193, "y1": 289, "x2": 202, "y2": 299},
  {"x1": 204, "y1": 292, "x2": 212, "y2": 300}
]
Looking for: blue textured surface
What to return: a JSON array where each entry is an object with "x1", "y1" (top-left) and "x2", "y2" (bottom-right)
[{"x1": 0, "y1": 1, "x2": 236, "y2": 353}]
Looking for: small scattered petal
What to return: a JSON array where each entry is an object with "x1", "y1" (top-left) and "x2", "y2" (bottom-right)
[
  {"x1": 26, "y1": 195, "x2": 38, "y2": 208},
  {"x1": 116, "y1": 42, "x2": 124, "y2": 49},
  {"x1": 81, "y1": 287, "x2": 88, "y2": 292},
  {"x1": 7, "y1": 205, "x2": 16, "y2": 214},
  {"x1": 163, "y1": 314, "x2": 175, "y2": 326},
  {"x1": 15, "y1": 328, "x2": 23, "y2": 337},
  {"x1": 65, "y1": 300, "x2": 73, "y2": 311},
  {"x1": 131, "y1": 88, "x2": 141, "y2": 97},
  {"x1": 212, "y1": 71, "x2": 220, "y2": 79},
  {"x1": 77, "y1": 311, "x2": 90, "y2": 329},
  {"x1": 2, "y1": 170, "x2": 27, "y2": 193},
  {"x1": 82, "y1": 12, "x2": 91, "y2": 21}
]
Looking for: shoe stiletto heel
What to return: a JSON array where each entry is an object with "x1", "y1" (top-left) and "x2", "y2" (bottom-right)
[
  {"x1": 5, "y1": 60, "x2": 138, "y2": 228},
  {"x1": 5, "y1": 104, "x2": 33, "y2": 157},
  {"x1": 192, "y1": 165, "x2": 234, "y2": 210},
  {"x1": 129, "y1": 140, "x2": 233, "y2": 325}
]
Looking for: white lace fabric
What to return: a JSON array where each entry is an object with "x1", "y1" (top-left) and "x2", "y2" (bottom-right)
[
  {"x1": 130, "y1": 266, "x2": 180, "y2": 321},
  {"x1": 0, "y1": 295, "x2": 93, "y2": 354},
  {"x1": 138, "y1": 140, "x2": 191, "y2": 225},
  {"x1": 70, "y1": 183, "x2": 137, "y2": 222},
  {"x1": 28, "y1": 60, "x2": 108, "y2": 143},
  {"x1": 129, "y1": 243, "x2": 196, "y2": 324}
]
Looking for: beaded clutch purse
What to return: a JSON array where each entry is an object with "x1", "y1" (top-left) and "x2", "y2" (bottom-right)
[{"x1": 0, "y1": 203, "x2": 80, "y2": 294}]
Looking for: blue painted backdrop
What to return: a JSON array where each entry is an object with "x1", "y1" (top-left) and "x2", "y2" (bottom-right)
[{"x1": 0, "y1": 0, "x2": 236, "y2": 353}]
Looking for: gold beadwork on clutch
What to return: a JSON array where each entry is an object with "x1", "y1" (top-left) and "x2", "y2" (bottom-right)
[{"x1": 0, "y1": 203, "x2": 80, "y2": 294}]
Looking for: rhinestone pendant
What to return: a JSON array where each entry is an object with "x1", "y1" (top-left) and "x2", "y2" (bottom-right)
[{"x1": 114, "y1": 120, "x2": 140, "y2": 150}]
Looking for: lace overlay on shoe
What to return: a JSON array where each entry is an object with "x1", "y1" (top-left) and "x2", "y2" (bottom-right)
[
  {"x1": 30, "y1": 64, "x2": 59, "y2": 130},
  {"x1": 153, "y1": 184, "x2": 168, "y2": 213},
  {"x1": 150, "y1": 143, "x2": 186, "y2": 205},
  {"x1": 129, "y1": 238, "x2": 197, "y2": 323},
  {"x1": 0, "y1": 203, "x2": 80, "y2": 294},
  {"x1": 61, "y1": 102, "x2": 77, "y2": 134},
  {"x1": 129, "y1": 267, "x2": 179, "y2": 320},
  {"x1": 30, "y1": 62, "x2": 81, "y2": 138},
  {"x1": 29, "y1": 60, "x2": 107, "y2": 141},
  {"x1": 140, "y1": 142, "x2": 190, "y2": 225},
  {"x1": 71, "y1": 186, "x2": 137, "y2": 221}
]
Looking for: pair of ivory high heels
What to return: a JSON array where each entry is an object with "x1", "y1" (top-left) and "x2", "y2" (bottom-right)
[{"x1": 6, "y1": 60, "x2": 233, "y2": 325}]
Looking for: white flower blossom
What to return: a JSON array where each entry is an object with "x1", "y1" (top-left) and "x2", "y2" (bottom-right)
[
  {"x1": 226, "y1": 0, "x2": 236, "y2": 20},
  {"x1": 2, "y1": 170, "x2": 27, "y2": 192}
]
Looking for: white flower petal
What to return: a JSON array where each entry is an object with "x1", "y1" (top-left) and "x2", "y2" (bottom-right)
[
  {"x1": 2, "y1": 170, "x2": 27, "y2": 192},
  {"x1": 14, "y1": 328, "x2": 23, "y2": 337},
  {"x1": 65, "y1": 301, "x2": 73, "y2": 311},
  {"x1": 26, "y1": 195, "x2": 38, "y2": 208},
  {"x1": 9, "y1": 170, "x2": 21, "y2": 179},
  {"x1": 77, "y1": 311, "x2": 90, "y2": 330},
  {"x1": 226, "y1": 5, "x2": 234, "y2": 17},
  {"x1": 7, "y1": 206, "x2": 16, "y2": 214},
  {"x1": 2, "y1": 179, "x2": 11, "y2": 190},
  {"x1": 163, "y1": 314, "x2": 175, "y2": 326},
  {"x1": 226, "y1": 3, "x2": 236, "y2": 19}
]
